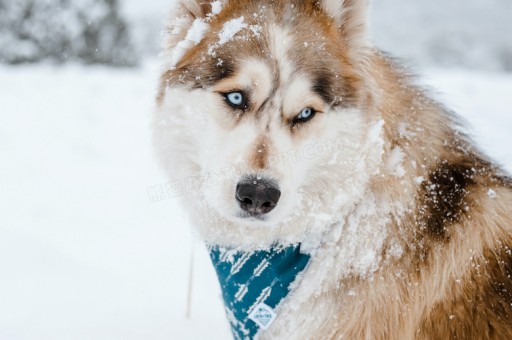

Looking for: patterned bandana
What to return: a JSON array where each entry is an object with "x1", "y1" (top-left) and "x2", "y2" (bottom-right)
[{"x1": 209, "y1": 244, "x2": 311, "y2": 340}]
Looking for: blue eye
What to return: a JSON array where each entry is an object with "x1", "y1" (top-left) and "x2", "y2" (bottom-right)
[
  {"x1": 299, "y1": 108, "x2": 313, "y2": 119},
  {"x1": 296, "y1": 107, "x2": 316, "y2": 122},
  {"x1": 225, "y1": 92, "x2": 246, "y2": 108}
]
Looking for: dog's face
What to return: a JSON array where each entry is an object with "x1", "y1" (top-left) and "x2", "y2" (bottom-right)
[{"x1": 155, "y1": 0, "x2": 384, "y2": 245}]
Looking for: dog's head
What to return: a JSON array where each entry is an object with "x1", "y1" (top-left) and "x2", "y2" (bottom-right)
[{"x1": 154, "y1": 0, "x2": 385, "y2": 247}]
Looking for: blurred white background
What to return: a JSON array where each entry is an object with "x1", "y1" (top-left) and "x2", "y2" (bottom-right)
[{"x1": 1, "y1": 1, "x2": 511, "y2": 339}]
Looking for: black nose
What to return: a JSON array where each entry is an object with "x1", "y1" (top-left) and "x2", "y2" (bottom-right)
[{"x1": 236, "y1": 177, "x2": 281, "y2": 215}]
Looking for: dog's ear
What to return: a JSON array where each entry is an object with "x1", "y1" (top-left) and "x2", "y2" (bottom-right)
[
  {"x1": 319, "y1": 0, "x2": 371, "y2": 49},
  {"x1": 178, "y1": 0, "x2": 223, "y2": 19},
  {"x1": 163, "y1": 0, "x2": 226, "y2": 67}
]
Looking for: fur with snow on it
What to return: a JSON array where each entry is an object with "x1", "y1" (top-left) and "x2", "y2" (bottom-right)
[
  {"x1": 218, "y1": 16, "x2": 247, "y2": 45},
  {"x1": 169, "y1": 18, "x2": 210, "y2": 67},
  {"x1": 156, "y1": 0, "x2": 512, "y2": 338}
]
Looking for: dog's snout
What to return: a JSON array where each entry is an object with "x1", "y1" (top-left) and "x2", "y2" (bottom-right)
[{"x1": 236, "y1": 177, "x2": 281, "y2": 216}]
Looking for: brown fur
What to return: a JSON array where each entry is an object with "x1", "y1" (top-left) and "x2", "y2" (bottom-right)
[
  {"x1": 158, "y1": 0, "x2": 512, "y2": 338},
  {"x1": 324, "y1": 53, "x2": 512, "y2": 339},
  {"x1": 250, "y1": 135, "x2": 270, "y2": 170}
]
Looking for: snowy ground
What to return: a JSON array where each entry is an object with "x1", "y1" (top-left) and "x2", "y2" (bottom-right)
[{"x1": 1, "y1": 61, "x2": 511, "y2": 340}]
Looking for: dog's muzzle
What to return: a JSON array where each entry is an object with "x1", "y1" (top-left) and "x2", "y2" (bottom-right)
[{"x1": 236, "y1": 176, "x2": 281, "y2": 216}]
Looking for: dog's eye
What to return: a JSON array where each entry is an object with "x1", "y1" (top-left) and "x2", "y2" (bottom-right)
[
  {"x1": 294, "y1": 107, "x2": 316, "y2": 124},
  {"x1": 224, "y1": 92, "x2": 247, "y2": 109}
]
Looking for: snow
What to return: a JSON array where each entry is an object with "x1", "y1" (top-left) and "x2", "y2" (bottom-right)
[
  {"x1": 210, "y1": 1, "x2": 224, "y2": 16},
  {"x1": 0, "y1": 61, "x2": 511, "y2": 339},
  {"x1": 0, "y1": 61, "x2": 230, "y2": 340},
  {"x1": 386, "y1": 147, "x2": 406, "y2": 178},
  {"x1": 218, "y1": 17, "x2": 247, "y2": 45},
  {"x1": 422, "y1": 68, "x2": 512, "y2": 166},
  {"x1": 170, "y1": 19, "x2": 210, "y2": 67},
  {"x1": 371, "y1": 0, "x2": 512, "y2": 72},
  {"x1": 415, "y1": 176, "x2": 425, "y2": 185},
  {"x1": 207, "y1": 17, "x2": 261, "y2": 57},
  {"x1": 187, "y1": 19, "x2": 211, "y2": 45}
]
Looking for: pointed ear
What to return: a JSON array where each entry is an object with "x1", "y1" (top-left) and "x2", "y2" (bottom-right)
[
  {"x1": 320, "y1": 0, "x2": 371, "y2": 49},
  {"x1": 178, "y1": 0, "x2": 220, "y2": 19},
  {"x1": 163, "y1": 0, "x2": 226, "y2": 68}
]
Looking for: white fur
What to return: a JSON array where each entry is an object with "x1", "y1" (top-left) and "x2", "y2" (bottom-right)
[
  {"x1": 269, "y1": 26, "x2": 294, "y2": 84},
  {"x1": 155, "y1": 56, "x2": 387, "y2": 251}
]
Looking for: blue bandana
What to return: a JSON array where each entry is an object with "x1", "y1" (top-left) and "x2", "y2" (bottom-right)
[{"x1": 209, "y1": 244, "x2": 311, "y2": 340}]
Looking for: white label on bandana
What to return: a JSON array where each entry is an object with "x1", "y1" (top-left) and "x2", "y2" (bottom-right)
[{"x1": 248, "y1": 303, "x2": 277, "y2": 330}]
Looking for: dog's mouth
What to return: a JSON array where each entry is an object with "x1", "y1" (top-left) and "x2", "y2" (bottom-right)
[{"x1": 236, "y1": 211, "x2": 268, "y2": 221}]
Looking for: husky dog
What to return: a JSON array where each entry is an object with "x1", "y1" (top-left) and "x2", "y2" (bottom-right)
[{"x1": 154, "y1": 0, "x2": 512, "y2": 338}]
